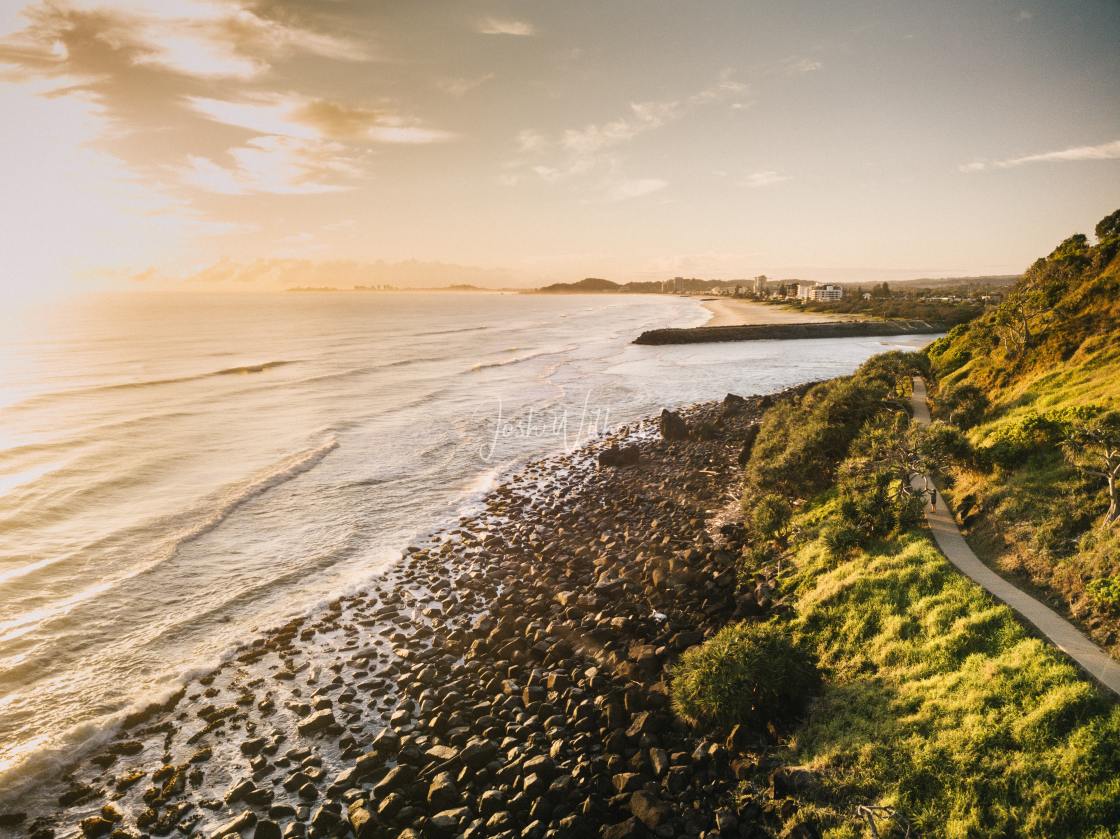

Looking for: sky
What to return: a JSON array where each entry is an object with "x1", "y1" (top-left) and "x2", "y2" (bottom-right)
[{"x1": 1, "y1": 0, "x2": 1119, "y2": 296}]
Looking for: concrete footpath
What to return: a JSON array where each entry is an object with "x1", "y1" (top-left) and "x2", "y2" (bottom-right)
[{"x1": 910, "y1": 377, "x2": 1120, "y2": 697}]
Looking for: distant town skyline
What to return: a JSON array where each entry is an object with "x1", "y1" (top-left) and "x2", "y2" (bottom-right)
[{"x1": 2, "y1": 0, "x2": 1119, "y2": 299}]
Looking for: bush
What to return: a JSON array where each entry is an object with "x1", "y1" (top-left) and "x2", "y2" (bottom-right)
[
  {"x1": 670, "y1": 622, "x2": 819, "y2": 731},
  {"x1": 936, "y1": 382, "x2": 989, "y2": 428},
  {"x1": 746, "y1": 376, "x2": 890, "y2": 497},
  {"x1": 1086, "y1": 576, "x2": 1120, "y2": 610},
  {"x1": 822, "y1": 519, "x2": 863, "y2": 555},
  {"x1": 744, "y1": 492, "x2": 792, "y2": 544},
  {"x1": 975, "y1": 412, "x2": 1062, "y2": 469}
]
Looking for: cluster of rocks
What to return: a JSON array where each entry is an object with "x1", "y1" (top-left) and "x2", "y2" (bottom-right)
[{"x1": 5, "y1": 389, "x2": 817, "y2": 839}]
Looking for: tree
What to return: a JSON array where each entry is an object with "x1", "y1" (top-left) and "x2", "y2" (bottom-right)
[
  {"x1": 993, "y1": 248, "x2": 1082, "y2": 355},
  {"x1": 1096, "y1": 208, "x2": 1120, "y2": 242},
  {"x1": 1057, "y1": 407, "x2": 1120, "y2": 526},
  {"x1": 839, "y1": 413, "x2": 970, "y2": 526}
]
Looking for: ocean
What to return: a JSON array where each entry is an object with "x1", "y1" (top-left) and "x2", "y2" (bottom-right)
[{"x1": 0, "y1": 291, "x2": 928, "y2": 795}]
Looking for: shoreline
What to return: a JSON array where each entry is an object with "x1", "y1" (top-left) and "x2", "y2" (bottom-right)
[{"x1": 3, "y1": 389, "x2": 813, "y2": 839}]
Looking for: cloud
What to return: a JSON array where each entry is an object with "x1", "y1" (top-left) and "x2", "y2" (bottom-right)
[
  {"x1": 476, "y1": 18, "x2": 535, "y2": 36},
  {"x1": 188, "y1": 93, "x2": 454, "y2": 145},
  {"x1": 960, "y1": 139, "x2": 1120, "y2": 171},
  {"x1": 189, "y1": 95, "x2": 318, "y2": 138},
  {"x1": 605, "y1": 178, "x2": 668, "y2": 201},
  {"x1": 3, "y1": 0, "x2": 371, "y2": 83},
  {"x1": 1016, "y1": 9, "x2": 1034, "y2": 22},
  {"x1": 181, "y1": 93, "x2": 453, "y2": 193},
  {"x1": 516, "y1": 129, "x2": 547, "y2": 152},
  {"x1": 179, "y1": 136, "x2": 356, "y2": 195},
  {"x1": 437, "y1": 73, "x2": 494, "y2": 96},
  {"x1": 784, "y1": 57, "x2": 823, "y2": 75},
  {"x1": 0, "y1": 0, "x2": 410, "y2": 206},
  {"x1": 743, "y1": 170, "x2": 791, "y2": 188},
  {"x1": 562, "y1": 100, "x2": 681, "y2": 155},
  {"x1": 509, "y1": 72, "x2": 748, "y2": 188}
]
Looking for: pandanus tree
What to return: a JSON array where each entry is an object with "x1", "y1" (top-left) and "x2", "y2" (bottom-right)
[{"x1": 1058, "y1": 407, "x2": 1120, "y2": 526}]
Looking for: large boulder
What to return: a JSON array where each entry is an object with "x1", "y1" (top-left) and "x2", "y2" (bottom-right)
[
  {"x1": 659, "y1": 409, "x2": 689, "y2": 441},
  {"x1": 598, "y1": 445, "x2": 641, "y2": 467},
  {"x1": 629, "y1": 791, "x2": 673, "y2": 829},
  {"x1": 722, "y1": 392, "x2": 748, "y2": 415},
  {"x1": 296, "y1": 709, "x2": 336, "y2": 736}
]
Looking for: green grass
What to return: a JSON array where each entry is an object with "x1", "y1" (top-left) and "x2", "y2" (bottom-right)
[{"x1": 777, "y1": 506, "x2": 1120, "y2": 837}]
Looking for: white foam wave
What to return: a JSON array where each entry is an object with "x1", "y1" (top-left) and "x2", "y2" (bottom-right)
[{"x1": 0, "y1": 438, "x2": 339, "y2": 638}]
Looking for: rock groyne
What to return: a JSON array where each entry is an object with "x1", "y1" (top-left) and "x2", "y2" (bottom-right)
[{"x1": 634, "y1": 319, "x2": 943, "y2": 345}]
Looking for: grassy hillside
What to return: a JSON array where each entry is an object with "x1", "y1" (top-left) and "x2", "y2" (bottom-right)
[
  {"x1": 667, "y1": 251, "x2": 1120, "y2": 835},
  {"x1": 925, "y1": 209, "x2": 1120, "y2": 651},
  {"x1": 783, "y1": 505, "x2": 1120, "y2": 838}
]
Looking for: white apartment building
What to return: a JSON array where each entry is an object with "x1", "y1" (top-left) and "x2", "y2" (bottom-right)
[{"x1": 796, "y1": 282, "x2": 844, "y2": 302}]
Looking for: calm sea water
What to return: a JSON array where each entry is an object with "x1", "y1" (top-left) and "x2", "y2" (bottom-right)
[{"x1": 0, "y1": 291, "x2": 927, "y2": 791}]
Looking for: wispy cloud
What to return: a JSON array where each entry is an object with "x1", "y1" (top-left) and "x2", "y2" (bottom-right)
[
  {"x1": 189, "y1": 94, "x2": 453, "y2": 144},
  {"x1": 181, "y1": 93, "x2": 452, "y2": 192},
  {"x1": 784, "y1": 57, "x2": 822, "y2": 75},
  {"x1": 510, "y1": 72, "x2": 748, "y2": 187},
  {"x1": 516, "y1": 129, "x2": 547, "y2": 153},
  {"x1": 743, "y1": 170, "x2": 791, "y2": 188},
  {"x1": 562, "y1": 100, "x2": 682, "y2": 156},
  {"x1": 437, "y1": 73, "x2": 495, "y2": 96},
  {"x1": 179, "y1": 136, "x2": 357, "y2": 195},
  {"x1": 960, "y1": 139, "x2": 1120, "y2": 172},
  {"x1": 605, "y1": 178, "x2": 668, "y2": 201},
  {"x1": 476, "y1": 18, "x2": 535, "y2": 36}
]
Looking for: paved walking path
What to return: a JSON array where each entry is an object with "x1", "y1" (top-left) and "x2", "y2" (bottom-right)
[{"x1": 910, "y1": 377, "x2": 1120, "y2": 696}]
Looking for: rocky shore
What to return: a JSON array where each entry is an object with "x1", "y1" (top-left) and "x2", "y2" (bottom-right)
[
  {"x1": 634, "y1": 320, "x2": 942, "y2": 345},
  {"x1": 3, "y1": 387, "x2": 815, "y2": 839}
]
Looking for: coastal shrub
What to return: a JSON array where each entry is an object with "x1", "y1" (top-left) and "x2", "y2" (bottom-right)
[
  {"x1": 1086, "y1": 576, "x2": 1120, "y2": 609},
  {"x1": 936, "y1": 382, "x2": 989, "y2": 428},
  {"x1": 744, "y1": 492, "x2": 792, "y2": 544},
  {"x1": 670, "y1": 621, "x2": 819, "y2": 732},
  {"x1": 739, "y1": 543, "x2": 779, "y2": 580},
  {"x1": 858, "y1": 350, "x2": 928, "y2": 396},
  {"x1": 821, "y1": 519, "x2": 862, "y2": 556},
  {"x1": 746, "y1": 351, "x2": 933, "y2": 502},
  {"x1": 746, "y1": 376, "x2": 889, "y2": 497},
  {"x1": 974, "y1": 412, "x2": 1061, "y2": 469}
]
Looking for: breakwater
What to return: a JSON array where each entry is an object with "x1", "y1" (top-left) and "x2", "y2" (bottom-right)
[{"x1": 634, "y1": 319, "x2": 943, "y2": 345}]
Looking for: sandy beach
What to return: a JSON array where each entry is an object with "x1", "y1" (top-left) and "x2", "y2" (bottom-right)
[{"x1": 700, "y1": 298, "x2": 847, "y2": 328}]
